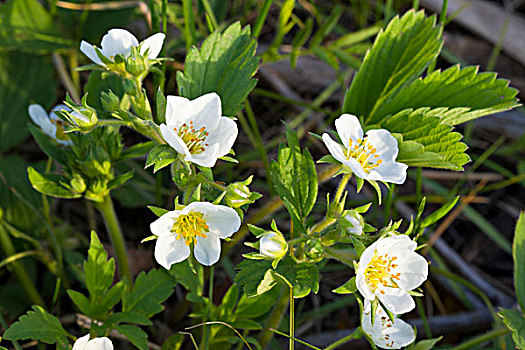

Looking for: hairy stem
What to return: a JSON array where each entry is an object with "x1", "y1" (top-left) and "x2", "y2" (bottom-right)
[
  {"x1": 95, "y1": 194, "x2": 132, "y2": 282},
  {"x1": 0, "y1": 225, "x2": 45, "y2": 307},
  {"x1": 259, "y1": 287, "x2": 290, "y2": 348}
]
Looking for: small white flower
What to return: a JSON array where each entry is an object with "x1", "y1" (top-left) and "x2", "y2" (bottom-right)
[
  {"x1": 80, "y1": 28, "x2": 165, "y2": 66},
  {"x1": 159, "y1": 93, "x2": 238, "y2": 168},
  {"x1": 150, "y1": 202, "x2": 241, "y2": 268},
  {"x1": 362, "y1": 300, "x2": 415, "y2": 349},
  {"x1": 342, "y1": 210, "x2": 364, "y2": 235},
  {"x1": 73, "y1": 334, "x2": 113, "y2": 350},
  {"x1": 259, "y1": 232, "x2": 288, "y2": 260},
  {"x1": 322, "y1": 114, "x2": 407, "y2": 184},
  {"x1": 28, "y1": 104, "x2": 73, "y2": 146},
  {"x1": 356, "y1": 235, "x2": 428, "y2": 315}
]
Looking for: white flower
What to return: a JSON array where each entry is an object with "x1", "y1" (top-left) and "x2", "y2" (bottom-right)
[
  {"x1": 28, "y1": 104, "x2": 73, "y2": 146},
  {"x1": 356, "y1": 235, "x2": 428, "y2": 315},
  {"x1": 150, "y1": 202, "x2": 241, "y2": 268},
  {"x1": 322, "y1": 114, "x2": 407, "y2": 184},
  {"x1": 342, "y1": 210, "x2": 364, "y2": 235},
  {"x1": 362, "y1": 300, "x2": 415, "y2": 349},
  {"x1": 159, "y1": 93, "x2": 238, "y2": 168},
  {"x1": 73, "y1": 334, "x2": 113, "y2": 350},
  {"x1": 259, "y1": 232, "x2": 288, "y2": 260},
  {"x1": 80, "y1": 28, "x2": 165, "y2": 66}
]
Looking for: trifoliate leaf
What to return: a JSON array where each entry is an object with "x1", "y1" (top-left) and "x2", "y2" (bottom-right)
[
  {"x1": 176, "y1": 22, "x2": 259, "y2": 116},
  {"x1": 343, "y1": 10, "x2": 442, "y2": 122},
  {"x1": 3, "y1": 305, "x2": 68, "y2": 345},
  {"x1": 369, "y1": 65, "x2": 519, "y2": 125},
  {"x1": 122, "y1": 268, "x2": 175, "y2": 318}
]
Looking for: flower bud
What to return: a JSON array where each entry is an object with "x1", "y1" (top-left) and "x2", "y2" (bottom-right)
[
  {"x1": 61, "y1": 107, "x2": 98, "y2": 133},
  {"x1": 305, "y1": 238, "x2": 324, "y2": 260},
  {"x1": 101, "y1": 90, "x2": 121, "y2": 112},
  {"x1": 125, "y1": 55, "x2": 147, "y2": 76},
  {"x1": 341, "y1": 210, "x2": 364, "y2": 235},
  {"x1": 259, "y1": 232, "x2": 288, "y2": 260},
  {"x1": 224, "y1": 176, "x2": 261, "y2": 208}
]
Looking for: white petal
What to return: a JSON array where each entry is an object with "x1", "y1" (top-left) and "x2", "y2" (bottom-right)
[
  {"x1": 159, "y1": 124, "x2": 190, "y2": 155},
  {"x1": 100, "y1": 28, "x2": 139, "y2": 59},
  {"x1": 140, "y1": 32, "x2": 165, "y2": 59},
  {"x1": 205, "y1": 117, "x2": 238, "y2": 158},
  {"x1": 186, "y1": 93, "x2": 222, "y2": 131},
  {"x1": 376, "y1": 235, "x2": 415, "y2": 253},
  {"x1": 50, "y1": 104, "x2": 71, "y2": 118},
  {"x1": 28, "y1": 104, "x2": 49, "y2": 128},
  {"x1": 369, "y1": 160, "x2": 408, "y2": 184},
  {"x1": 396, "y1": 253, "x2": 428, "y2": 291},
  {"x1": 344, "y1": 214, "x2": 363, "y2": 235},
  {"x1": 80, "y1": 40, "x2": 104, "y2": 65},
  {"x1": 73, "y1": 334, "x2": 90, "y2": 350},
  {"x1": 150, "y1": 210, "x2": 180, "y2": 238},
  {"x1": 335, "y1": 114, "x2": 363, "y2": 148},
  {"x1": 198, "y1": 203, "x2": 241, "y2": 238},
  {"x1": 356, "y1": 240, "x2": 381, "y2": 300},
  {"x1": 86, "y1": 337, "x2": 113, "y2": 350},
  {"x1": 380, "y1": 318, "x2": 415, "y2": 349},
  {"x1": 155, "y1": 234, "x2": 190, "y2": 269},
  {"x1": 322, "y1": 133, "x2": 347, "y2": 164},
  {"x1": 365, "y1": 129, "x2": 400, "y2": 162},
  {"x1": 194, "y1": 233, "x2": 221, "y2": 266},
  {"x1": 377, "y1": 287, "x2": 415, "y2": 315},
  {"x1": 165, "y1": 95, "x2": 190, "y2": 126},
  {"x1": 185, "y1": 143, "x2": 221, "y2": 168}
]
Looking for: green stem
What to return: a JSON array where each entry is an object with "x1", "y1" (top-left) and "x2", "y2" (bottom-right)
[
  {"x1": 416, "y1": 167, "x2": 423, "y2": 204},
  {"x1": 289, "y1": 287, "x2": 294, "y2": 350},
  {"x1": 259, "y1": 287, "x2": 290, "y2": 348},
  {"x1": 324, "y1": 329, "x2": 359, "y2": 350},
  {"x1": 449, "y1": 328, "x2": 510, "y2": 350},
  {"x1": 203, "y1": 265, "x2": 214, "y2": 350},
  {"x1": 95, "y1": 195, "x2": 132, "y2": 283},
  {"x1": 0, "y1": 225, "x2": 45, "y2": 307},
  {"x1": 323, "y1": 246, "x2": 356, "y2": 267},
  {"x1": 334, "y1": 173, "x2": 351, "y2": 204}
]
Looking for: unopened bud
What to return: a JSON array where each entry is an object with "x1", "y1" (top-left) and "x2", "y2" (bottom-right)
[
  {"x1": 305, "y1": 238, "x2": 324, "y2": 260},
  {"x1": 224, "y1": 176, "x2": 261, "y2": 208},
  {"x1": 101, "y1": 90, "x2": 121, "y2": 112},
  {"x1": 341, "y1": 210, "x2": 364, "y2": 235},
  {"x1": 259, "y1": 232, "x2": 288, "y2": 260}
]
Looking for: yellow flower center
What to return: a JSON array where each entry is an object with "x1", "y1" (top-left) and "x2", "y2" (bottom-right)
[
  {"x1": 173, "y1": 121, "x2": 209, "y2": 154},
  {"x1": 171, "y1": 212, "x2": 209, "y2": 246},
  {"x1": 344, "y1": 137, "x2": 382, "y2": 173},
  {"x1": 364, "y1": 250, "x2": 400, "y2": 294}
]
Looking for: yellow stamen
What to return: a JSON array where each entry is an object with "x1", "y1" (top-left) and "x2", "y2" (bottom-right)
[
  {"x1": 174, "y1": 121, "x2": 209, "y2": 154},
  {"x1": 364, "y1": 250, "x2": 400, "y2": 293},
  {"x1": 171, "y1": 212, "x2": 209, "y2": 246},
  {"x1": 343, "y1": 137, "x2": 382, "y2": 173}
]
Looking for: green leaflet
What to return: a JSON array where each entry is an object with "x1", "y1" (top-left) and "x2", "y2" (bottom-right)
[
  {"x1": 116, "y1": 325, "x2": 148, "y2": 350},
  {"x1": 514, "y1": 212, "x2": 525, "y2": 311},
  {"x1": 84, "y1": 231, "x2": 116, "y2": 302},
  {"x1": 3, "y1": 305, "x2": 69, "y2": 346},
  {"x1": 382, "y1": 109, "x2": 470, "y2": 170},
  {"x1": 343, "y1": 10, "x2": 442, "y2": 121},
  {"x1": 27, "y1": 167, "x2": 82, "y2": 199},
  {"x1": 369, "y1": 65, "x2": 520, "y2": 125},
  {"x1": 122, "y1": 269, "x2": 176, "y2": 318},
  {"x1": 176, "y1": 22, "x2": 259, "y2": 117},
  {"x1": 145, "y1": 144, "x2": 178, "y2": 173},
  {"x1": 499, "y1": 309, "x2": 525, "y2": 349}
]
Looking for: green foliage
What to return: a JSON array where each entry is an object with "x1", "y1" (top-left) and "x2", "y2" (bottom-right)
[
  {"x1": 420, "y1": 196, "x2": 459, "y2": 229},
  {"x1": 369, "y1": 65, "x2": 519, "y2": 125},
  {"x1": 176, "y1": 22, "x2": 259, "y2": 116},
  {"x1": 514, "y1": 212, "x2": 525, "y2": 311},
  {"x1": 3, "y1": 305, "x2": 69, "y2": 347},
  {"x1": 333, "y1": 276, "x2": 357, "y2": 294},
  {"x1": 343, "y1": 10, "x2": 442, "y2": 121},
  {"x1": 0, "y1": 51, "x2": 57, "y2": 152},
  {"x1": 406, "y1": 336, "x2": 442, "y2": 350},
  {"x1": 145, "y1": 144, "x2": 179, "y2": 173},
  {"x1": 27, "y1": 167, "x2": 82, "y2": 199},
  {"x1": 84, "y1": 231, "x2": 116, "y2": 302},
  {"x1": 116, "y1": 325, "x2": 149, "y2": 350},
  {"x1": 235, "y1": 256, "x2": 319, "y2": 298},
  {"x1": 28, "y1": 124, "x2": 69, "y2": 165},
  {"x1": 122, "y1": 269, "x2": 176, "y2": 318},
  {"x1": 270, "y1": 129, "x2": 318, "y2": 233},
  {"x1": 84, "y1": 71, "x2": 125, "y2": 110},
  {"x1": 384, "y1": 109, "x2": 470, "y2": 170},
  {"x1": 0, "y1": 0, "x2": 75, "y2": 53},
  {"x1": 499, "y1": 309, "x2": 525, "y2": 349}
]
